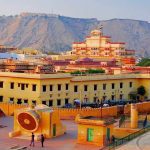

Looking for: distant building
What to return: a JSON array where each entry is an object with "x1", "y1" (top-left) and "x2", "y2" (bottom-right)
[
  {"x1": 0, "y1": 53, "x2": 24, "y2": 60},
  {"x1": 0, "y1": 45, "x2": 17, "y2": 53},
  {"x1": 60, "y1": 28, "x2": 136, "y2": 66},
  {"x1": 0, "y1": 59, "x2": 55, "y2": 74}
]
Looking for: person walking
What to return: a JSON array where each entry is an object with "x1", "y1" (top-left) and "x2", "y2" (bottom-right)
[
  {"x1": 30, "y1": 132, "x2": 35, "y2": 147},
  {"x1": 41, "y1": 134, "x2": 45, "y2": 147}
]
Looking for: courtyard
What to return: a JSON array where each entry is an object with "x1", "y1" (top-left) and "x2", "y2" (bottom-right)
[{"x1": 0, "y1": 117, "x2": 99, "y2": 150}]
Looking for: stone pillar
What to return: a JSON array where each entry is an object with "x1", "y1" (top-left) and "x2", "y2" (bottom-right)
[{"x1": 131, "y1": 104, "x2": 138, "y2": 129}]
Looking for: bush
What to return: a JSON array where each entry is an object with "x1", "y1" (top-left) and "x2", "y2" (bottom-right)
[
  {"x1": 86, "y1": 69, "x2": 105, "y2": 74},
  {"x1": 137, "y1": 86, "x2": 146, "y2": 96},
  {"x1": 71, "y1": 69, "x2": 105, "y2": 75}
]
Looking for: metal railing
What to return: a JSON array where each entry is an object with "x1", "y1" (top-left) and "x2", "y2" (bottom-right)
[{"x1": 105, "y1": 125, "x2": 150, "y2": 150}]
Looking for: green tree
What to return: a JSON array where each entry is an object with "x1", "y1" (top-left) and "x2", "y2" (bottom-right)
[
  {"x1": 136, "y1": 58, "x2": 150, "y2": 66},
  {"x1": 137, "y1": 86, "x2": 146, "y2": 101},
  {"x1": 86, "y1": 69, "x2": 105, "y2": 74}
]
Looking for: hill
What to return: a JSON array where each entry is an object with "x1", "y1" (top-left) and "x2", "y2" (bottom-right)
[{"x1": 0, "y1": 13, "x2": 150, "y2": 56}]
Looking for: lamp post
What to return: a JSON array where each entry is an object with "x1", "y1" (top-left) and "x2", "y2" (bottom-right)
[{"x1": 80, "y1": 71, "x2": 83, "y2": 109}]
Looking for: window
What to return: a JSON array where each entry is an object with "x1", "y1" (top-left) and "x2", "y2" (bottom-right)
[
  {"x1": 65, "y1": 84, "x2": 69, "y2": 90},
  {"x1": 0, "y1": 96, "x2": 3, "y2": 102},
  {"x1": 18, "y1": 83, "x2": 20, "y2": 87},
  {"x1": 26, "y1": 84, "x2": 28, "y2": 88},
  {"x1": 120, "y1": 94, "x2": 123, "y2": 100},
  {"x1": 42, "y1": 101, "x2": 46, "y2": 105},
  {"x1": 84, "y1": 85, "x2": 88, "y2": 91},
  {"x1": 0, "y1": 82, "x2": 3, "y2": 88},
  {"x1": 9, "y1": 98, "x2": 14, "y2": 103},
  {"x1": 50, "y1": 85, "x2": 53, "y2": 91},
  {"x1": 32, "y1": 84, "x2": 36, "y2": 91},
  {"x1": 93, "y1": 97, "x2": 97, "y2": 103},
  {"x1": 32, "y1": 100, "x2": 36, "y2": 105},
  {"x1": 74, "y1": 85, "x2": 78, "y2": 92},
  {"x1": 111, "y1": 95, "x2": 115, "y2": 100},
  {"x1": 120, "y1": 82, "x2": 123, "y2": 89},
  {"x1": 21, "y1": 84, "x2": 25, "y2": 90},
  {"x1": 112, "y1": 83, "x2": 115, "y2": 89},
  {"x1": 94, "y1": 84, "x2": 97, "y2": 91},
  {"x1": 24, "y1": 99, "x2": 28, "y2": 104},
  {"x1": 57, "y1": 99, "x2": 61, "y2": 106},
  {"x1": 58, "y1": 84, "x2": 61, "y2": 91},
  {"x1": 103, "y1": 96, "x2": 106, "y2": 101},
  {"x1": 129, "y1": 82, "x2": 132, "y2": 88},
  {"x1": 42, "y1": 85, "x2": 46, "y2": 92},
  {"x1": 103, "y1": 84, "x2": 106, "y2": 90},
  {"x1": 65, "y1": 98, "x2": 69, "y2": 104},
  {"x1": 49, "y1": 100, "x2": 53, "y2": 106},
  {"x1": 17, "y1": 99, "x2": 22, "y2": 104},
  {"x1": 10, "y1": 82, "x2": 14, "y2": 89}
]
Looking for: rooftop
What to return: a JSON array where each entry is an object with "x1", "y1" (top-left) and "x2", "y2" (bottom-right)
[{"x1": 0, "y1": 72, "x2": 150, "y2": 80}]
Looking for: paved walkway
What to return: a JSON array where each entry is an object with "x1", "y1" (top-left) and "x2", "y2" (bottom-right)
[
  {"x1": 117, "y1": 132, "x2": 150, "y2": 150},
  {"x1": 0, "y1": 117, "x2": 100, "y2": 150}
]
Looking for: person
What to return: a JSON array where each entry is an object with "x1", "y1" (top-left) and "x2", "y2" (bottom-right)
[
  {"x1": 30, "y1": 132, "x2": 35, "y2": 147},
  {"x1": 41, "y1": 134, "x2": 45, "y2": 147},
  {"x1": 111, "y1": 135, "x2": 115, "y2": 143}
]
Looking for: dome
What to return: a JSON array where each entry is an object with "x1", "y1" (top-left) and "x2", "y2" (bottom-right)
[{"x1": 91, "y1": 29, "x2": 101, "y2": 36}]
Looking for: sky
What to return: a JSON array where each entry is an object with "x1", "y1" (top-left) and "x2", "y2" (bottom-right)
[{"x1": 0, "y1": 0, "x2": 150, "y2": 21}]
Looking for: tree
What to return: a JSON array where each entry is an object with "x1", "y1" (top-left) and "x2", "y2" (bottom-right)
[{"x1": 137, "y1": 86, "x2": 146, "y2": 101}]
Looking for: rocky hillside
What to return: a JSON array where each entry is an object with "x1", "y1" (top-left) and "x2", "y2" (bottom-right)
[{"x1": 0, "y1": 12, "x2": 150, "y2": 56}]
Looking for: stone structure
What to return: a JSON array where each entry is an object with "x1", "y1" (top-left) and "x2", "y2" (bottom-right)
[
  {"x1": 9, "y1": 104, "x2": 66, "y2": 140},
  {"x1": 75, "y1": 114, "x2": 115, "y2": 147}
]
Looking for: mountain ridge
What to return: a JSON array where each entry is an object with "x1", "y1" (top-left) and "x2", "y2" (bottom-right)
[{"x1": 0, "y1": 13, "x2": 150, "y2": 57}]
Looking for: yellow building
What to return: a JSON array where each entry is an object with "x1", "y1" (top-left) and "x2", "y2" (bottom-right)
[
  {"x1": 75, "y1": 114, "x2": 115, "y2": 147},
  {"x1": 0, "y1": 72, "x2": 150, "y2": 106}
]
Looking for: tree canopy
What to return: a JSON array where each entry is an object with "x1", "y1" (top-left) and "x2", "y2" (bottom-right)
[
  {"x1": 71, "y1": 69, "x2": 105, "y2": 75},
  {"x1": 137, "y1": 58, "x2": 150, "y2": 66},
  {"x1": 137, "y1": 86, "x2": 146, "y2": 96}
]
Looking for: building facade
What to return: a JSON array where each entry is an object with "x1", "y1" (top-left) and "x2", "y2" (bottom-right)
[{"x1": 0, "y1": 72, "x2": 149, "y2": 107}]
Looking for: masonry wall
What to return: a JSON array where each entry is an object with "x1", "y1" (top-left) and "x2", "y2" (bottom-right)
[
  {"x1": 1, "y1": 102, "x2": 150, "y2": 119},
  {"x1": 124, "y1": 102, "x2": 150, "y2": 114}
]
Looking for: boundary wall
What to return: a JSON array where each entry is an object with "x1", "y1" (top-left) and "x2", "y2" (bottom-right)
[
  {"x1": 53, "y1": 106, "x2": 117, "y2": 119},
  {"x1": 124, "y1": 102, "x2": 150, "y2": 115},
  {"x1": 1, "y1": 102, "x2": 150, "y2": 119},
  {"x1": 0, "y1": 103, "x2": 27, "y2": 116},
  {"x1": 0, "y1": 103, "x2": 117, "y2": 119}
]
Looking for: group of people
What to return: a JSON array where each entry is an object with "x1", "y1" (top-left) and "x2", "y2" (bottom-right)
[{"x1": 30, "y1": 133, "x2": 45, "y2": 147}]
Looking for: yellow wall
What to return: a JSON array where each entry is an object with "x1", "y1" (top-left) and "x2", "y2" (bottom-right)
[
  {"x1": 77, "y1": 123, "x2": 114, "y2": 146},
  {"x1": 53, "y1": 106, "x2": 117, "y2": 119},
  {"x1": 124, "y1": 102, "x2": 150, "y2": 115},
  {"x1": 113, "y1": 128, "x2": 139, "y2": 138}
]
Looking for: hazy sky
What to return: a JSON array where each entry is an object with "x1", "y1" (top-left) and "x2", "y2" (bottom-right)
[{"x1": 0, "y1": 0, "x2": 150, "y2": 21}]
